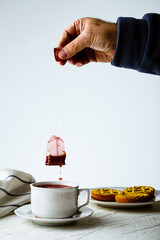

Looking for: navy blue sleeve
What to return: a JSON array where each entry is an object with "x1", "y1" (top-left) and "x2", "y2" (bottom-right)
[{"x1": 111, "y1": 13, "x2": 160, "y2": 75}]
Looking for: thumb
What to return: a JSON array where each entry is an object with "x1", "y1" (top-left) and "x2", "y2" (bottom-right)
[{"x1": 58, "y1": 33, "x2": 88, "y2": 59}]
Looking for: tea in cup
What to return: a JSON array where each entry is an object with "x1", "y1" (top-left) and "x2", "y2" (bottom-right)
[{"x1": 31, "y1": 181, "x2": 90, "y2": 219}]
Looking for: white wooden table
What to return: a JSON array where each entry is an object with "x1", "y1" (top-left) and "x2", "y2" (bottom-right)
[{"x1": 1, "y1": 200, "x2": 160, "y2": 240}]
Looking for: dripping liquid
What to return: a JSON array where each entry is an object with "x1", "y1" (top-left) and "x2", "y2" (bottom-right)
[{"x1": 59, "y1": 165, "x2": 63, "y2": 181}]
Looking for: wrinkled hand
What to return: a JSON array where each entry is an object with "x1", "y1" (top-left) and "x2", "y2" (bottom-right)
[{"x1": 56, "y1": 17, "x2": 117, "y2": 66}]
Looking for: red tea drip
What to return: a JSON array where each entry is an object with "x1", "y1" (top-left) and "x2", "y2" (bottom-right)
[{"x1": 59, "y1": 165, "x2": 63, "y2": 181}]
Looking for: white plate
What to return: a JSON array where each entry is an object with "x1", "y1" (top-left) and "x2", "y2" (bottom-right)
[
  {"x1": 14, "y1": 204, "x2": 94, "y2": 226},
  {"x1": 90, "y1": 187, "x2": 160, "y2": 208}
]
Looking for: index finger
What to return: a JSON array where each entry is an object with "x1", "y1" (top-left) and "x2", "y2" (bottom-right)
[
  {"x1": 58, "y1": 19, "x2": 81, "y2": 47},
  {"x1": 58, "y1": 30, "x2": 72, "y2": 48}
]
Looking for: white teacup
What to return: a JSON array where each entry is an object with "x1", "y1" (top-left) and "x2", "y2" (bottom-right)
[{"x1": 31, "y1": 181, "x2": 90, "y2": 219}]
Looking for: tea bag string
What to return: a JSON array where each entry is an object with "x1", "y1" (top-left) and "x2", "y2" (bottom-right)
[
  {"x1": 55, "y1": 77, "x2": 59, "y2": 156},
  {"x1": 55, "y1": 76, "x2": 59, "y2": 136}
]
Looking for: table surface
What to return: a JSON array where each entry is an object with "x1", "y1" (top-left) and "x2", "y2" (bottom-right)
[{"x1": 1, "y1": 199, "x2": 160, "y2": 240}]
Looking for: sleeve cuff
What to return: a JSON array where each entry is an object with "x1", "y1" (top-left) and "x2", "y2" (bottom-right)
[{"x1": 111, "y1": 17, "x2": 147, "y2": 71}]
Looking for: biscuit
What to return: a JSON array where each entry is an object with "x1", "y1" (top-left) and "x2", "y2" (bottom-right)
[
  {"x1": 123, "y1": 186, "x2": 155, "y2": 199},
  {"x1": 115, "y1": 192, "x2": 150, "y2": 203},
  {"x1": 91, "y1": 188, "x2": 122, "y2": 201}
]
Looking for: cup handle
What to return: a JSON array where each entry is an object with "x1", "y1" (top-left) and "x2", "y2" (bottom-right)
[{"x1": 77, "y1": 188, "x2": 90, "y2": 211}]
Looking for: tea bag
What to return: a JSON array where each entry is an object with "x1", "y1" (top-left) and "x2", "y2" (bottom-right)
[{"x1": 45, "y1": 135, "x2": 66, "y2": 166}]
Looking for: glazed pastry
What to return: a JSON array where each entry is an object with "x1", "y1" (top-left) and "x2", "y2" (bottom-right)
[
  {"x1": 123, "y1": 186, "x2": 155, "y2": 199},
  {"x1": 115, "y1": 192, "x2": 150, "y2": 203},
  {"x1": 91, "y1": 188, "x2": 122, "y2": 201}
]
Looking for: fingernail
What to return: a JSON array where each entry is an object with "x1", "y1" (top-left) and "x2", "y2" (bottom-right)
[{"x1": 58, "y1": 49, "x2": 68, "y2": 59}]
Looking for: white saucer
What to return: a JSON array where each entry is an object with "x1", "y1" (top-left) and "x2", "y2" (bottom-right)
[
  {"x1": 90, "y1": 187, "x2": 160, "y2": 208},
  {"x1": 14, "y1": 204, "x2": 94, "y2": 226}
]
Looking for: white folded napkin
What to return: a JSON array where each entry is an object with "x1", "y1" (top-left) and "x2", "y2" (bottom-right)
[{"x1": 0, "y1": 169, "x2": 35, "y2": 218}]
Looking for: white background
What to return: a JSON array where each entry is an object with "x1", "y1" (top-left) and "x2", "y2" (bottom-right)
[{"x1": 0, "y1": 0, "x2": 160, "y2": 188}]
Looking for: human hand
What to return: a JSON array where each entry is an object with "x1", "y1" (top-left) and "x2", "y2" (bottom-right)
[{"x1": 55, "y1": 17, "x2": 117, "y2": 66}]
